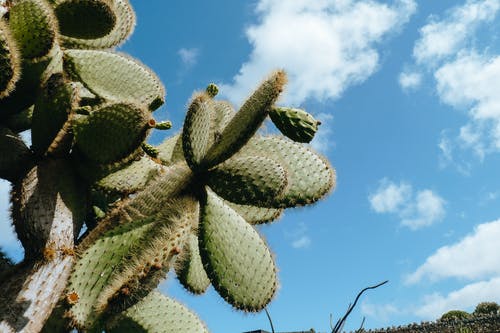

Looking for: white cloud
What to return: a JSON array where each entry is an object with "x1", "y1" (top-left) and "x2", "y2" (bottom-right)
[
  {"x1": 310, "y1": 113, "x2": 334, "y2": 153},
  {"x1": 408, "y1": 1, "x2": 500, "y2": 163},
  {"x1": 178, "y1": 47, "x2": 199, "y2": 68},
  {"x1": 407, "y1": 219, "x2": 500, "y2": 284},
  {"x1": 369, "y1": 179, "x2": 411, "y2": 213},
  {"x1": 361, "y1": 301, "x2": 401, "y2": 322},
  {"x1": 401, "y1": 190, "x2": 446, "y2": 230},
  {"x1": 286, "y1": 222, "x2": 312, "y2": 249},
  {"x1": 292, "y1": 236, "x2": 311, "y2": 249},
  {"x1": 435, "y1": 52, "x2": 500, "y2": 157},
  {"x1": 221, "y1": 0, "x2": 417, "y2": 106},
  {"x1": 413, "y1": 0, "x2": 500, "y2": 65},
  {"x1": 369, "y1": 179, "x2": 446, "y2": 230},
  {"x1": 415, "y1": 277, "x2": 500, "y2": 319},
  {"x1": 398, "y1": 71, "x2": 422, "y2": 90}
]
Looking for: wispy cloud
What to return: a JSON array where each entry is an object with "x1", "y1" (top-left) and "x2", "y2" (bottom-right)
[
  {"x1": 413, "y1": 0, "x2": 500, "y2": 65},
  {"x1": 414, "y1": 277, "x2": 500, "y2": 319},
  {"x1": 361, "y1": 301, "x2": 401, "y2": 322},
  {"x1": 310, "y1": 113, "x2": 334, "y2": 154},
  {"x1": 292, "y1": 236, "x2": 311, "y2": 249},
  {"x1": 286, "y1": 222, "x2": 312, "y2": 249},
  {"x1": 403, "y1": 0, "x2": 500, "y2": 164},
  {"x1": 369, "y1": 179, "x2": 446, "y2": 230},
  {"x1": 178, "y1": 47, "x2": 199, "y2": 68},
  {"x1": 406, "y1": 219, "x2": 500, "y2": 284},
  {"x1": 398, "y1": 71, "x2": 422, "y2": 91},
  {"x1": 221, "y1": 0, "x2": 417, "y2": 106},
  {"x1": 406, "y1": 219, "x2": 500, "y2": 319}
]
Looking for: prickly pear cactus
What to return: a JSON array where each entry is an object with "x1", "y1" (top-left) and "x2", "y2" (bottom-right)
[{"x1": 0, "y1": 1, "x2": 336, "y2": 332}]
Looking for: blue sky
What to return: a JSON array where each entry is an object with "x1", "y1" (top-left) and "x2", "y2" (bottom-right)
[{"x1": 2, "y1": 0, "x2": 500, "y2": 332}]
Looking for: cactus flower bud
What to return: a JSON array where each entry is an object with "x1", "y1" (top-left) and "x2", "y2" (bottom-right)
[
  {"x1": 206, "y1": 83, "x2": 219, "y2": 98},
  {"x1": 269, "y1": 106, "x2": 320, "y2": 143}
]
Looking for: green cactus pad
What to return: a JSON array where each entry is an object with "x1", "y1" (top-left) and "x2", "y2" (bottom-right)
[
  {"x1": 100, "y1": 198, "x2": 196, "y2": 315},
  {"x1": 64, "y1": 49, "x2": 164, "y2": 110},
  {"x1": 8, "y1": 0, "x2": 57, "y2": 59},
  {"x1": 175, "y1": 234, "x2": 210, "y2": 295},
  {"x1": 0, "y1": 42, "x2": 63, "y2": 116},
  {"x1": 66, "y1": 217, "x2": 157, "y2": 329},
  {"x1": 207, "y1": 155, "x2": 287, "y2": 206},
  {"x1": 54, "y1": 0, "x2": 116, "y2": 39},
  {"x1": 78, "y1": 162, "x2": 193, "y2": 251},
  {"x1": 0, "y1": 127, "x2": 33, "y2": 181},
  {"x1": 0, "y1": 22, "x2": 20, "y2": 99},
  {"x1": 31, "y1": 74, "x2": 76, "y2": 155},
  {"x1": 199, "y1": 189, "x2": 277, "y2": 311},
  {"x1": 60, "y1": 0, "x2": 135, "y2": 49},
  {"x1": 239, "y1": 136, "x2": 335, "y2": 208},
  {"x1": 182, "y1": 92, "x2": 212, "y2": 171},
  {"x1": 4, "y1": 106, "x2": 33, "y2": 132},
  {"x1": 157, "y1": 133, "x2": 185, "y2": 165},
  {"x1": 224, "y1": 200, "x2": 283, "y2": 225},
  {"x1": 73, "y1": 102, "x2": 151, "y2": 164},
  {"x1": 209, "y1": 100, "x2": 235, "y2": 139},
  {"x1": 269, "y1": 106, "x2": 320, "y2": 143},
  {"x1": 203, "y1": 70, "x2": 287, "y2": 167},
  {"x1": 96, "y1": 156, "x2": 164, "y2": 194},
  {"x1": 108, "y1": 291, "x2": 209, "y2": 333}
]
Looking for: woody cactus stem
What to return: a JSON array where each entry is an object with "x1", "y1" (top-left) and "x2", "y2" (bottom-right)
[{"x1": 0, "y1": 1, "x2": 336, "y2": 332}]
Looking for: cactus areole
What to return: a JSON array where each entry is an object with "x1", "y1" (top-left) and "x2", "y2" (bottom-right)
[{"x1": 0, "y1": 1, "x2": 336, "y2": 332}]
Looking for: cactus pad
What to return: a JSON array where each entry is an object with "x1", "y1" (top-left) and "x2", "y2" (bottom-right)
[
  {"x1": 60, "y1": 0, "x2": 135, "y2": 49},
  {"x1": 239, "y1": 136, "x2": 335, "y2": 208},
  {"x1": 72, "y1": 102, "x2": 151, "y2": 164},
  {"x1": 108, "y1": 291, "x2": 209, "y2": 333},
  {"x1": 31, "y1": 73, "x2": 77, "y2": 155},
  {"x1": 8, "y1": 0, "x2": 57, "y2": 59},
  {"x1": 0, "y1": 127, "x2": 33, "y2": 181},
  {"x1": 0, "y1": 22, "x2": 20, "y2": 98},
  {"x1": 54, "y1": 0, "x2": 116, "y2": 39},
  {"x1": 96, "y1": 155, "x2": 165, "y2": 194},
  {"x1": 203, "y1": 70, "x2": 287, "y2": 167},
  {"x1": 207, "y1": 155, "x2": 287, "y2": 206},
  {"x1": 175, "y1": 234, "x2": 210, "y2": 295},
  {"x1": 199, "y1": 189, "x2": 277, "y2": 311},
  {"x1": 224, "y1": 200, "x2": 283, "y2": 225},
  {"x1": 182, "y1": 92, "x2": 212, "y2": 171},
  {"x1": 64, "y1": 49, "x2": 164, "y2": 110}
]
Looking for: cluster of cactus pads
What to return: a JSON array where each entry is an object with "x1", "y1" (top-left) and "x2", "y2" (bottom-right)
[{"x1": 0, "y1": 0, "x2": 335, "y2": 332}]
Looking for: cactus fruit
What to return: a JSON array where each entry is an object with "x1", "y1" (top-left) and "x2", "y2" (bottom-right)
[
  {"x1": 269, "y1": 106, "x2": 321, "y2": 143},
  {"x1": 0, "y1": 2, "x2": 336, "y2": 332}
]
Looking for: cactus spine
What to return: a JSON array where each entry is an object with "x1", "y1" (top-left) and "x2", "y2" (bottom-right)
[{"x1": 0, "y1": 1, "x2": 336, "y2": 332}]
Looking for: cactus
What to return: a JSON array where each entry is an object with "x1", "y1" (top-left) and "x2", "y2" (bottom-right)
[{"x1": 0, "y1": 1, "x2": 336, "y2": 332}]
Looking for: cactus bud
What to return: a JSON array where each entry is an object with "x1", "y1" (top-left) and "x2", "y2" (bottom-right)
[
  {"x1": 142, "y1": 142, "x2": 159, "y2": 158},
  {"x1": 154, "y1": 120, "x2": 172, "y2": 130},
  {"x1": 269, "y1": 106, "x2": 320, "y2": 143},
  {"x1": 205, "y1": 83, "x2": 218, "y2": 98}
]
